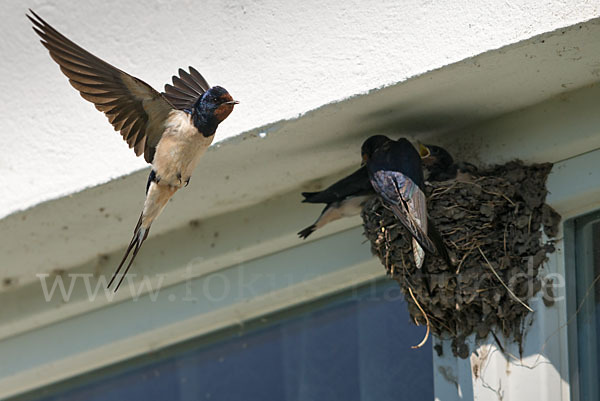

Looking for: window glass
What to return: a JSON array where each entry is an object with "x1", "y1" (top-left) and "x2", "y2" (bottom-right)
[
  {"x1": 569, "y1": 211, "x2": 600, "y2": 401},
  {"x1": 18, "y1": 281, "x2": 433, "y2": 401}
]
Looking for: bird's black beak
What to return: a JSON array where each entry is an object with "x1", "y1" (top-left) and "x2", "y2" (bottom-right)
[{"x1": 225, "y1": 100, "x2": 239, "y2": 105}]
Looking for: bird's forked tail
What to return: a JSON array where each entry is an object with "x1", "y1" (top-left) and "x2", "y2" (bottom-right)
[
  {"x1": 107, "y1": 214, "x2": 150, "y2": 292},
  {"x1": 297, "y1": 224, "x2": 317, "y2": 239}
]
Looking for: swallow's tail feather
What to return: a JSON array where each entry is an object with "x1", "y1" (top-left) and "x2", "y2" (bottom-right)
[
  {"x1": 107, "y1": 182, "x2": 176, "y2": 292},
  {"x1": 300, "y1": 191, "x2": 319, "y2": 203},
  {"x1": 108, "y1": 214, "x2": 150, "y2": 292},
  {"x1": 427, "y1": 220, "x2": 453, "y2": 269},
  {"x1": 298, "y1": 224, "x2": 316, "y2": 239}
]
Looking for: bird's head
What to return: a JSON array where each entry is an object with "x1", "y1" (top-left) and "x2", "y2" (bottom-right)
[
  {"x1": 418, "y1": 144, "x2": 454, "y2": 169},
  {"x1": 195, "y1": 86, "x2": 238, "y2": 124},
  {"x1": 360, "y1": 135, "x2": 391, "y2": 165}
]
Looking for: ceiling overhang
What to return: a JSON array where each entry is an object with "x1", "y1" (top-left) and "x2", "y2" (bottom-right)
[{"x1": 1, "y1": 18, "x2": 599, "y2": 291}]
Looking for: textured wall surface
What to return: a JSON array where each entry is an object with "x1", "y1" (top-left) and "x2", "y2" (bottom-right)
[{"x1": 0, "y1": 0, "x2": 598, "y2": 218}]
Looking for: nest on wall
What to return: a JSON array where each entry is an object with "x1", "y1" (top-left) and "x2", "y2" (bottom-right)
[{"x1": 361, "y1": 161, "x2": 561, "y2": 358}]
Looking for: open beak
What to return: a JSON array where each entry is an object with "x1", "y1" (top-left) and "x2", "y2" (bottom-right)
[
  {"x1": 418, "y1": 143, "x2": 430, "y2": 159},
  {"x1": 225, "y1": 100, "x2": 240, "y2": 105}
]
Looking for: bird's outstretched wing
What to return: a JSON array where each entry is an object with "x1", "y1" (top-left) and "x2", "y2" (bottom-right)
[
  {"x1": 28, "y1": 10, "x2": 173, "y2": 163},
  {"x1": 302, "y1": 166, "x2": 373, "y2": 204},
  {"x1": 163, "y1": 66, "x2": 210, "y2": 111}
]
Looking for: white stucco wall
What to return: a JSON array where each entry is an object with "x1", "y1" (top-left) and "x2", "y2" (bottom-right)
[{"x1": 0, "y1": 0, "x2": 598, "y2": 219}]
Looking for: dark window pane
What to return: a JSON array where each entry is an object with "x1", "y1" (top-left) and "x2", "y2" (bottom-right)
[
  {"x1": 22, "y1": 281, "x2": 433, "y2": 401},
  {"x1": 570, "y1": 212, "x2": 600, "y2": 401}
]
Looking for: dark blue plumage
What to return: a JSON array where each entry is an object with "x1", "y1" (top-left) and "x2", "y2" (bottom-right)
[
  {"x1": 298, "y1": 167, "x2": 375, "y2": 239},
  {"x1": 301, "y1": 167, "x2": 374, "y2": 204},
  {"x1": 192, "y1": 86, "x2": 238, "y2": 137},
  {"x1": 362, "y1": 136, "x2": 426, "y2": 190},
  {"x1": 362, "y1": 135, "x2": 451, "y2": 269}
]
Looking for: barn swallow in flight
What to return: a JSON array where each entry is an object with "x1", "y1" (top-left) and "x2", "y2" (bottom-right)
[
  {"x1": 362, "y1": 135, "x2": 451, "y2": 269},
  {"x1": 28, "y1": 11, "x2": 238, "y2": 291},
  {"x1": 418, "y1": 144, "x2": 477, "y2": 182},
  {"x1": 298, "y1": 167, "x2": 374, "y2": 239}
]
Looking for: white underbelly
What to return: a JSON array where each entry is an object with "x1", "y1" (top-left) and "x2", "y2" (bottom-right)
[{"x1": 152, "y1": 111, "x2": 214, "y2": 187}]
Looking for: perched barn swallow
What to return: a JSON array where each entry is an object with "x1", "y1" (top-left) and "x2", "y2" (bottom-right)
[
  {"x1": 298, "y1": 167, "x2": 374, "y2": 239},
  {"x1": 418, "y1": 144, "x2": 477, "y2": 182},
  {"x1": 297, "y1": 142, "x2": 462, "y2": 242},
  {"x1": 28, "y1": 11, "x2": 237, "y2": 291},
  {"x1": 362, "y1": 135, "x2": 451, "y2": 269}
]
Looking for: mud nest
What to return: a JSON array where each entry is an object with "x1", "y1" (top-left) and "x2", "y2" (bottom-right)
[{"x1": 361, "y1": 161, "x2": 561, "y2": 357}]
